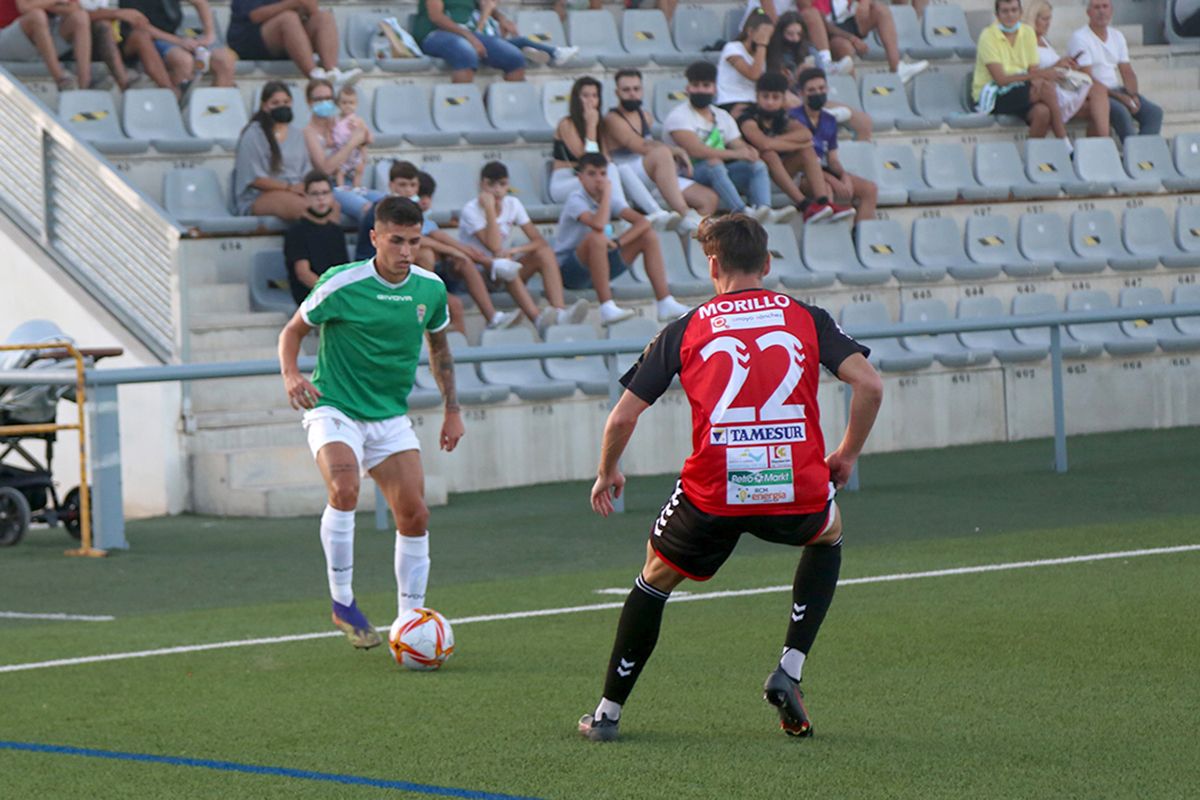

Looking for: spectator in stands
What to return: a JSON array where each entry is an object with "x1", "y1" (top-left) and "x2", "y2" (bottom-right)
[
  {"x1": 741, "y1": 0, "x2": 840, "y2": 78},
  {"x1": 85, "y1": 3, "x2": 149, "y2": 90},
  {"x1": 738, "y1": 71, "x2": 853, "y2": 223},
  {"x1": 972, "y1": 0, "x2": 1068, "y2": 142},
  {"x1": 813, "y1": 0, "x2": 929, "y2": 84},
  {"x1": 284, "y1": 170, "x2": 347, "y2": 305},
  {"x1": 766, "y1": 11, "x2": 872, "y2": 140},
  {"x1": 716, "y1": 11, "x2": 774, "y2": 117},
  {"x1": 469, "y1": 0, "x2": 578, "y2": 66},
  {"x1": 0, "y1": 0, "x2": 90, "y2": 90},
  {"x1": 302, "y1": 79, "x2": 384, "y2": 223},
  {"x1": 1067, "y1": 0, "x2": 1161, "y2": 142},
  {"x1": 226, "y1": 0, "x2": 360, "y2": 85},
  {"x1": 793, "y1": 67, "x2": 876, "y2": 220},
  {"x1": 118, "y1": 0, "x2": 237, "y2": 94},
  {"x1": 1026, "y1": 0, "x2": 1109, "y2": 137},
  {"x1": 234, "y1": 81, "x2": 316, "y2": 221},
  {"x1": 460, "y1": 161, "x2": 591, "y2": 337},
  {"x1": 664, "y1": 61, "x2": 774, "y2": 221},
  {"x1": 553, "y1": 0, "x2": 599, "y2": 21},
  {"x1": 410, "y1": 0, "x2": 525, "y2": 84},
  {"x1": 553, "y1": 153, "x2": 690, "y2": 326},
  {"x1": 606, "y1": 68, "x2": 717, "y2": 235}
]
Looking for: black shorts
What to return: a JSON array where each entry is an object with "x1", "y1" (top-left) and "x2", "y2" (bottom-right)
[
  {"x1": 835, "y1": 17, "x2": 862, "y2": 38},
  {"x1": 991, "y1": 82, "x2": 1033, "y2": 117},
  {"x1": 226, "y1": 22, "x2": 273, "y2": 61},
  {"x1": 650, "y1": 480, "x2": 836, "y2": 581}
]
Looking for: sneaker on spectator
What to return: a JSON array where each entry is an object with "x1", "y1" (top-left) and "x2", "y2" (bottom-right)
[
  {"x1": 563, "y1": 298, "x2": 591, "y2": 324},
  {"x1": 536, "y1": 307, "x2": 560, "y2": 339},
  {"x1": 522, "y1": 46, "x2": 551, "y2": 65},
  {"x1": 600, "y1": 302, "x2": 636, "y2": 326},
  {"x1": 491, "y1": 258, "x2": 523, "y2": 282},
  {"x1": 896, "y1": 60, "x2": 929, "y2": 84},
  {"x1": 828, "y1": 202, "x2": 856, "y2": 223},
  {"x1": 828, "y1": 105, "x2": 852, "y2": 124},
  {"x1": 768, "y1": 206, "x2": 798, "y2": 224},
  {"x1": 656, "y1": 296, "x2": 691, "y2": 321},
  {"x1": 487, "y1": 309, "x2": 522, "y2": 330},
  {"x1": 748, "y1": 205, "x2": 773, "y2": 223},
  {"x1": 56, "y1": 75, "x2": 78, "y2": 92},
  {"x1": 329, "y1": 67, "x2": 363, "y2": 87},
  {"x1": 309, "y1": 66, "x2": 330, "y2": 81},
  {"x1": 552, "y1": 46, "x2": 580, "y2": 66},
  {"x1": 646, "y1": 209, "x2": 680, "y2": 230},
  {"x1": 803, "y1": 203, "x2": 834, "y2": 224},
  {"x1": 678, "y1": 210, "x2": 705, "y2": 235}
]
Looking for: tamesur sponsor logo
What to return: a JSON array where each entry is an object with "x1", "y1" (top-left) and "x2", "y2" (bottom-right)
[
  {"x1": 697, "y1": 293, "x2": 790, "y2": 320},
  {"x1": 710, "y1": 423, "x2": 806, "y2": 445},
  {"x1": 376, "y1": 294, "x2": 413, "y2": 302}
]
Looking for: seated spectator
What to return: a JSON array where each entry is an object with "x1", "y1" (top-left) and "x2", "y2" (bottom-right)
[
  {"x1": 234, "y1": 81, "x2": 315, "y2": 220},
  {"x1": 0, "y1": 0, "x2": 89, "y2": 90},
  {"x1": 226, "y1": 0, "x2": 360, "y2": 84},
  {"x1": 738, "y1": 72, "x2": 853, "y2": 223},
  {"x1": 606, "y1": 68, "x2": 717, "y2": 235},
  {"x1": 85, "y1": 1, "x2": 153, "y2": 90},
  {"x1": 553, "y1": 153, "x2": 690, "y2": 325},
  {"x1": 118, "y1": 0, "x2": 237, "y2": 94},
  {"x1": 811, "y1": 0, "x2": 928, "y2": 84},
  {"x1": 793, "y1": 68, "x2": 876, "y2": 220},
  {"x1": 972, "y1": 0, "x2": 1067, "y2": 141},
  {"x1": 553, "y1": 0, "x2": 600, "y2": 21},
  {"x1": 1067, "y1": 0, "x2": 1160, "y2": 142},
  {"x1": 664, "y1": 61, "x2": 775, "y2": 221},
  {"x1": 741, "y1": 0, "x2": 838, "y2": 78},
  {"x1": 411, "y1": 0, "x2": 524, "y2": 84},
  {"x1": 460, "y1": 161, "x2": 591, "y2": 337},
  {"x1": 284, "y1": 170, "x2": 347, "y2": 304},
  {"x1": 302, "y1": 79, "x2": 384, "y2": 223},
  {"x1": 470, "y1": 0, "x2": 578, "y2": 66},
  {"x1": 716, "y1": 11, "x2": 774, "y2": 117},
  {"x1": 1027, "y1": 0, "x2": 1109, "y2": 137}
]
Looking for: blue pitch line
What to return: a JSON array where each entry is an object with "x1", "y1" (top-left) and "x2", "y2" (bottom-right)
[{"x1": 0, "y1": 741, "x2": 545, "y2": 800}]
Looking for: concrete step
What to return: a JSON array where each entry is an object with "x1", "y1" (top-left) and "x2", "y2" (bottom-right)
[
  {"x1": 190, "y1": 311, "x2": 289, "y2": 351},
  {"x1": 191, "y1": 414, "x2": 308, "y2": 451},
  {"x1": 191, "y1": 374, "x2": 288, "y2": 413},
  {"x1": 188, "y1": 283, "x2": 251, "y2": 315},
  {"x1": 190, "y1": 346, "x2": 280, "y2": 363}
]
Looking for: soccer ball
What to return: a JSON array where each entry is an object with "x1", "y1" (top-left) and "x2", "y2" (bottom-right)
[{"x1": 388, "y1": 608, "x2": 455, "y2": 670}]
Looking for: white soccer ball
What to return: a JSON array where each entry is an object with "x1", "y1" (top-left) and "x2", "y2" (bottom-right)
[{"x1": 388, "y1": 608, "x2": 455, "y2": 670}]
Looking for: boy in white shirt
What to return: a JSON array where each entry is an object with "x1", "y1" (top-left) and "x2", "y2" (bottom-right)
[{"x1": 1067, "y1": 0, "x2": 1161, "y2": 141}]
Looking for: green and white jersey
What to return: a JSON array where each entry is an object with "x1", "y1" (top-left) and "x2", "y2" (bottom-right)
[{"x1": 300, "y1": 259, "x2": 449, "y2": 421}]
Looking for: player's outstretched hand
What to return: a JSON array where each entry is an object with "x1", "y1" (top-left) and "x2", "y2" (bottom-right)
[
  {"x1": 440, "y1": 410, "x2": 464, "y2": 452},
  {"x1": 590, "y1": 470, "x2": 624, "y2": 517},
  {"x1": 826, "y1": 448, "x2": 855, "y2": 490},
  {"x1": 284, "y1": 373, "x2": 321, "y2": 410}
]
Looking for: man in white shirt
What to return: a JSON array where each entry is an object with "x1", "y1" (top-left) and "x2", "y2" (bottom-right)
[{"x1": 1067, "y1": 0, "x2": 1162, "y2": 142}]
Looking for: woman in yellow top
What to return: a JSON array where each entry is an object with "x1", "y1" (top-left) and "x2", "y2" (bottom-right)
[{"x1": 971, "y1": 0, "x2": 1067, "y2": 140}]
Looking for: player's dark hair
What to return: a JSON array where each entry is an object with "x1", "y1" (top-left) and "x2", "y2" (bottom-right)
[
  {"x1": 756, "y1": 71, "x2": 790, "y2": 94},
  {"x1": 417, "y1": 170, "x2": 436, "y2": 198},
  {"x1": 796, "y1": 67, "x2": 827, "y2": 91},
  {"x1": 685, "y1": 60, "x2": 717, "y2": 84},
  {"x1": 302, "y1": 170, "x2": 332, "y2": 191},
  {"x1": 576, "y1": 152, "x2": 608, "y2": 172},
  {"x1": 388, "y1": 160, "x2": 419, "y2": 183},
  {"x1": 696, "y1": 213, "x2": 769, "y2": 275},
  {"x1": 481, "y1": 161, "x2": 508, "y2": 183},
  {"x1": 614, "y1": 67, "x2": 643, "y2": 85},
  {"x1": 374, "y1": 196, "x2": 424, "y2": 229}
]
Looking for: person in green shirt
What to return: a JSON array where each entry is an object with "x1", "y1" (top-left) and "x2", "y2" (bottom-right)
[
  {"x1": 410, "y1": 0, "x2": 525, "y2": 83},
  {"x1": 278, "y1": 196, "x2": 464, "y2": 650}
]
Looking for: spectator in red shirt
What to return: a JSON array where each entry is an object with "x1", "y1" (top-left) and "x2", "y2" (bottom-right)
[{"x1": 0, "y1": 0, "x2": 91, "y2": 90}]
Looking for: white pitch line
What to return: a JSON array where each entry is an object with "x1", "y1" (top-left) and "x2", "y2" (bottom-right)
[
  {"x1": 1, "y1": 543, "x2": 1197, "y2": 675},
  {"x1": 0, "y1": 612, "x2": 115, "y2": 622}
]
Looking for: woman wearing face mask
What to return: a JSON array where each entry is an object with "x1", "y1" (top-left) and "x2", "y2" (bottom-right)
[
  {"x1": 301, "y1": 79, "x2": 386, "y2": 223},
  {"x1": 549, "y1": 77, "x2": 640, "y2": 215},
  {"x1": 1025, "y1": 0, "x2": 1109, "y2": 137},
  {"x1": 234, "y1": 82, "x2": 320, "y2": 221}
]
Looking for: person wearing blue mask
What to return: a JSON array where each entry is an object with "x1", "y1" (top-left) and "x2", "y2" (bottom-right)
[
  {"x1": 302, "y1": 78, "x2": 385, "y2": 223},
  {"x1": 971, "y1": 0, "x2": 1067, "y2": 142}
]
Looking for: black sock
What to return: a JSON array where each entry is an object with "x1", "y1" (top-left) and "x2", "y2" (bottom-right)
[
  {"x1": 784, "y1": 537, "x2": 842, "y2": 655},
  {"x1": 601, "y1": 575, "x2": 670, "y2": 706},
  {"x1": 815, "y1": 195, "x2": 830, "y2": 206}
]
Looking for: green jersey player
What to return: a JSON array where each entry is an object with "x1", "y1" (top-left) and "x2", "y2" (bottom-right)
[{"x1": 278, "y1": 196, "x2": 465, "y2": 649}]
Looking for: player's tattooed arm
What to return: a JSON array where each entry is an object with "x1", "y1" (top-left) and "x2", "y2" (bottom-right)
[{"x1": 427, "y1": 329, "x2": 465, "y2": 452}]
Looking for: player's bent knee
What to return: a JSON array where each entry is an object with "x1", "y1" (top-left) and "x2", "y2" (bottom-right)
[{"x1": 396, "y1": 504, "x2": 429, "y2": 533}]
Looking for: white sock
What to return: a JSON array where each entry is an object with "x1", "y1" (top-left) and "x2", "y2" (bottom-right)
[
  {"x1": 817, "y1": 49, "x2": 833, "y2": 70},
  {"x1": 593, "y1": 697, "x2": 622, "y2": 721},
  {"x1": 780, "y1": 647, "x2": 806, "y2": 682},
  {"x1": 320, "y1": 505, "x2": 356, "y2": 606},
  {"x1": 601, "y1": 300, "x2": 622, "y2": 314},
  {"x1": 656, "y1": 295, "x2": 680, "y2": 313},
  {"x1": 395, "y1": 531, "x2": 431, "y2": 614}
]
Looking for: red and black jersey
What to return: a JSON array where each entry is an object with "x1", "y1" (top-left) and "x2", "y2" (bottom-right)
[{"x1": 621, "y1": 289, "x2": 869, "y2": 516}]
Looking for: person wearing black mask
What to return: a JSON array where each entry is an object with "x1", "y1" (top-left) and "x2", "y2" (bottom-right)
[
  {"x1": 284, "y1": 171, "x2": 350, "y2": 305},
  {"x1": 233, "y1": 81, "x2": 316, "y2": 221},
  {"x1": 792, "y1": 68, "x2": 877, "y2": 222},
  {"x1": 605, "y1": 68, "x2": 717, "y2": 235}
]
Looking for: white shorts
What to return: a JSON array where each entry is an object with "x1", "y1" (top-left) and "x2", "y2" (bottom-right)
[
  {"x1": 611, "y1": 152, "x2": 696, "y2": 192},
  {"x1": 302, "y1": 406, "x2": 420, "y2": 474}
]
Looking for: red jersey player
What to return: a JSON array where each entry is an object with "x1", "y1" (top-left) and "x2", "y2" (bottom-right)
[{"x1": 580, "y1": 213, "x2": 883, "y2": 742}]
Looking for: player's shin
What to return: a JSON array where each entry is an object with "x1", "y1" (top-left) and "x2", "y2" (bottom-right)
[
  {"x1": 780, "y1": 536, "x2": 842, "y2": 681},
  {"x1": 320, "y1": 505, "x2": 356, "y2": 605},
  {"x1": 597, "y1": 575, "x2": 671, "y2": 719},
  {"x1": 396, "y1": 531, "x2": 431, "y2": 614}
]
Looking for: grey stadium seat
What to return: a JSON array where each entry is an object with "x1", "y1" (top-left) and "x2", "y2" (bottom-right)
[
  {"x1": 974, "y1": 140, "x2": 1058, "y2": 199},
  {"x1": 1024, "y1": 138, "x2": 1102, "y2": 196},
  {"x1": 1019, "y1": 212, "x2": 1107, "y2": 274},
  {"x1": 478, "y1": 327, "x2": 578, "y2": 400},
  {"x1": 608, "y1": 251, "x2": 656, "y2": 301},
  {"x1": 421, "y1": 160, "x2": 480, "y2": 225},
  {"x1": 956, "y1": 296, "x2": 1047, "y2": 363},
  {"x1": 163, "y1": 168, "x2": 261, "y2": 234},
  {"x1": 1065, "y1": 289, "x2": 1157, "y2": 357},
  {"x1": 623, "y1": 10, "x2": 690, "y2": 66},
  {"x1": 542, "y1": 79, "x2": 575, "y2": 128},
  {"x1": 503, "y1": 159, "x2": 560, "y2": 221},
  {"x1": 124, "y1": 88, "x2": 212, "y2": 153},
  {"x1": 1073, "y1": 136, "x2": 1159, "y2": 195},
  {"x1": 58, "y1": 90, "x2": 148, "y2": 155},
  {"x1": 838, "y1": 141, "x2": 906, "y2": 205},
  {"x1": 874, "y1": 143, "x2": 956, "y2": 203},
  {"x1": 354, "y1": 87, "x2": 403, "y2": 149},
  {"x1": 607, "y1": 316, "x2": 660, "y2": 374},
  {"x1": 911, "y1": 217, "x2": 1000, "y2": 281},
  {"x1": 487, "y1": 82, "x2": 554, "y2": 143},
  {"x1": 1010, "y1": 293, "x2": 1102, "y2": 358},
  {"x1": 374, "y1": 85, "x2": 458, "y2": 147},
  {"x1": 922, "y1": 5, "x2": 977, "y2": 57},
  {"x1": 923, "y1": 141, "x2": 1008, "y2": 201},
  {"x1": 861, "y1": 73, "x2": 937, "y2": 131},
  {"x1": 802, "y1": 224, "x2": 892, "y2": 285},
  {"x1": 671, "y1": 6, "x2": 722, "y2": 62},
  {"x1": 1070, "y1": 209, "x2": 1157, "y2": 272},
  {"x1": 826, "y1": 74, "x2": 862, "y2": 113},
  {"x1": 653, "y1": 78, "x2": 688, "y2": 124},
  {"x1": 517, "y1": 10, "x2": 593, "y2": 66},
  {"x1": 432, "y1": 84, "x2": 517, "y2": 145},
  {"x1": 1124, "y1": 134, "x2": 1200, "y2": 192},
  {"x1": 901, "y1": 298, "x2": 994, "y2": 367},
  {"x1": 343, "y1": 13, "x2": 435, "y2": 73},
  {"x1": 1120, "y1": 287, "x2": 1200, "y2": 352},
  {"x1": 543, "y1": 324, "x2": 610, "y2": 395},
  {"x1": 1173, "y1": 132, "x2": 1200, "y2": 185},
  {"x1": 1178, "y1": 206, "x2": 1200, "y2": 257},
  {"x1": 1174, "y1": 285, "x2": 1200, "y2": 337},
  {"x1": 911, "y1": 69, "x2": 992, "y2": 129},
  {"x1": 966, "y1": 215, "x2": 1052, "y2": 278},
  {"x1": 249, "y1": 251, "x2": 296, "y2": 314},
  {"x1": 568, "y1": 10, "x2": 649, "y2": 68},
  {"x1": 855, "y1": 219, "x2": 944, "y2": 282},
  {"x1": 1122, "y1": 206, "x2": 1200, "y2": 269},
  {"x1": 890, "y1": 4, "x2": 947, "y2": 59},
  {"x1": 663, "y1": 232, "x2": 712, "y2": 297},
  {"x1": 414, "y1": 332, "x2": 510, "y2": 405},
  {"x1": 185, "y1": 87, "x2": 248, "y2": 150},
  {"x1": 764, "y1": 223, "x2": 834, "y2": 290},
  {"x1": 839, "y1": 302, "x2": 934, "y2": 372}
]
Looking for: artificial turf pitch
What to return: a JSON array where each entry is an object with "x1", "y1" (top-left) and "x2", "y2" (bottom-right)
[{"x1": 2, "y1": 428, "x2": 1199, "y2": 799}]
